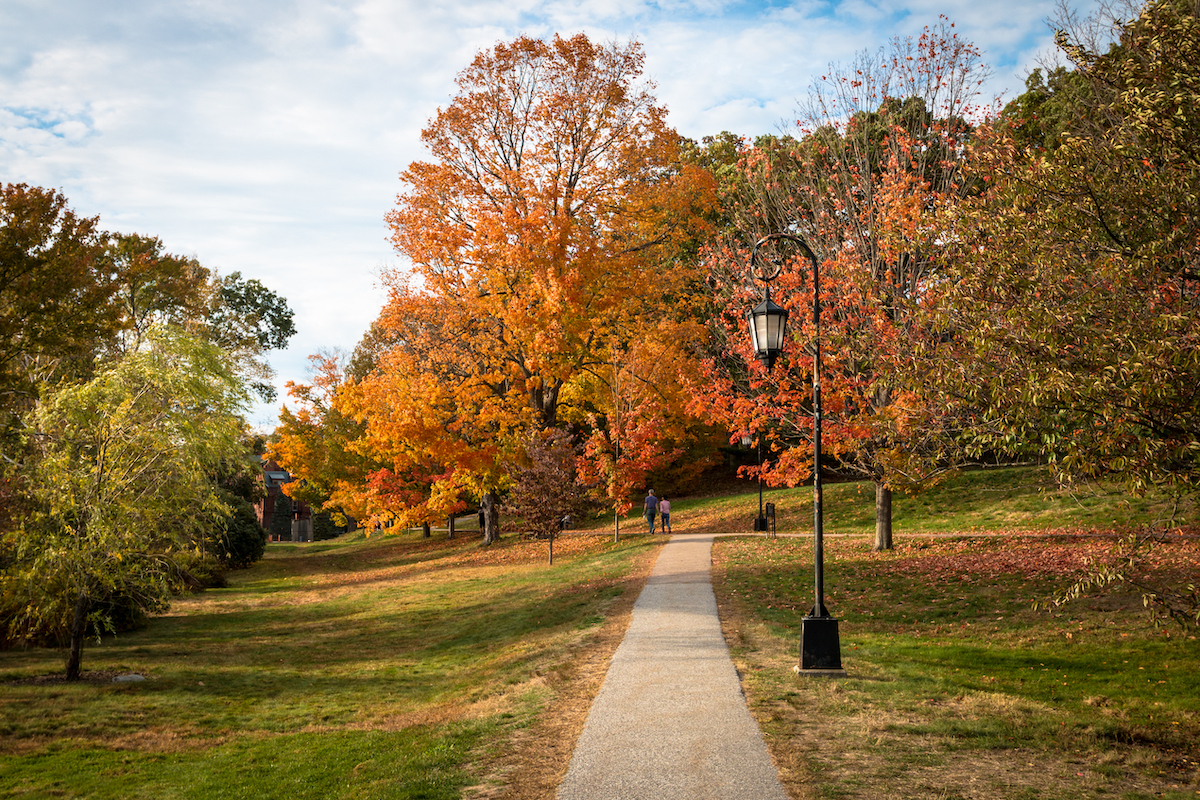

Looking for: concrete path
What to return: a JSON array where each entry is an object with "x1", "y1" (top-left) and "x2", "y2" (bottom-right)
[{"x1": 556, "y1": 533, "x2": 791, "y2": 800}]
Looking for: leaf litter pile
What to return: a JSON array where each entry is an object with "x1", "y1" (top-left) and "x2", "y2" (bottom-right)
[{"x1": 876, "y1": 528, "x2": 1199, "y2": 581}]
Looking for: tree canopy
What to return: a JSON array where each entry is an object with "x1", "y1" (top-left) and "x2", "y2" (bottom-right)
[
  {"x1": 5, "y1": 328, "x2": 251, "y2": 679},
  {"x1": 1, "y1": 185, "x2": 290, "y2": 674},
  {"x1": 310, "y1": 33, "x2": 715, "y2": 542},
  {"x1": 916, "y1": 0, "x2": 1200, "y2": 624},
  {"x1": 267, "y1": 6, "x2": 1197, "y2": 625},
  {"x1": 933, "y1": 0, "x2": 1200, "y2": 497},
  {"x1": 0, "y1": 185, "x2": 116, "y2": 414},
  {"x1": 693, "y1": 21, "x2": 992, "y2": 550}
]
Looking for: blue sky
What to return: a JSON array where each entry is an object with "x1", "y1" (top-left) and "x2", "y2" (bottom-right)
[{"x1": 1, "y1": 0, "x2": 1077, "y2": 427}]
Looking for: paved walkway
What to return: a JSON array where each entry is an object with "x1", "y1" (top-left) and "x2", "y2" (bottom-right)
[{"x1": 556, "y1": 533, "x2": 790, "y2": 800}]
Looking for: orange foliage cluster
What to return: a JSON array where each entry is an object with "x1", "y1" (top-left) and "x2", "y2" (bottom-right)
[{"x1": 274, "y1": 34, "x2": 718, "y2": 532}]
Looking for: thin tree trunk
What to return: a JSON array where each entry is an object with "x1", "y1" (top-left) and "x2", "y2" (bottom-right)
[
  {"x1": 66, "y1": 590, "x2": 88, "y2": 681},
  {"x1": 447, "y1": 514, "x2": 456, "y2": 539},
  {"x1": 548, "y1": 533, "x2": 554, "y2": 565},
  {"x1": 481, "y1": 491, "x2": 501, "y2": 545},
  {"x1": 874, "y1": 482, "x2": 893, "y2": 551}
]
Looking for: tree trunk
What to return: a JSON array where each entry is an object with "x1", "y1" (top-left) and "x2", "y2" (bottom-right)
[
  {"x1": 422, "y1": 520, "x2": 431, "y2": 538},
  {"x1": 481, "y1": 491, "x2": 501, "y2": 545},
  {"x1": 447, "y1": 514, "x2": 456, "y2": 539},
  {"x1": 66, "y1": 590, "x2": 89, "y2": 681},
  {"x1": 535, "y1": 381, "x2": 562, "y2": 428},
  {"x1": 874, "y1": 482, "x2": 893, "y2": 551}
]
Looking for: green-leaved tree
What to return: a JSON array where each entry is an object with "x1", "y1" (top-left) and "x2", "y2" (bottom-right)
[{"x1": 3, "y1": 327, "x2": 251, "y2": 679}]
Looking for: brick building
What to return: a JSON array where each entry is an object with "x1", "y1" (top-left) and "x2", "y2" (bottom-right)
[{"x1": 255, "y1": 460, "x2": 313, "y2": 542}]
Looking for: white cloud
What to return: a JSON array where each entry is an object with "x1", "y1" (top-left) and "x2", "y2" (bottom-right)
[{"x1": 2, "y1": 0, "x2": 1086, "y2": 428}]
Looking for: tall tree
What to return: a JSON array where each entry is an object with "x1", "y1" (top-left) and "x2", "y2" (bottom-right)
[
  {"x1": 695, "y1": 21, "x2": 991, "y2": 549},
  {"x1": 0, "y1": 184, "x2": 116, "y2": 417},
  {"x1": 206, "y1": 271, "x2": 296, "y2": 403},
  {"x1": 2, "y1": 186, "x2": 292, "y2": 663},
  {"x1": 2, "y1": 327, "x2": 250, "y2": 679},
  {"x1": 1, "y1": 185, "x2": 118, "y2": 531},
  {"x1": 106, "y1": 234, "x2": 295, "y2": 401},
  {"x1": 270, "y1": 350, "x2": 379, "y2": 527},
  {"x1": 935, "y1": 0, "x2": 1200, "y2": 501},
  {"x1": 345, "y1": 33, "x2": 714, "y2": 542},
  {"x1": 106, "y1": 233, "x2": 210, "y2": 354},
  {"x1": 929, "y1": 0, "x2": 1200, "y2": 624}
]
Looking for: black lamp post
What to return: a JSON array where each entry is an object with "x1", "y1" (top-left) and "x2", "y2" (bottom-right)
[
  {"x1": 742, "y1": 432, "x2": 766, "y2": 532},
  {"x1": 749, "y1": 233, "x2": 843, "y2": 674}
]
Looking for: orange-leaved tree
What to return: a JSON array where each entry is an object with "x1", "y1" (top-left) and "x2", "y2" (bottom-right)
[
  {"x1": 694, "y1": 21, "x2": 991, "y2": 549},
  {"x1": 345, "y1": 33, "x2": 715, "y2": 543},
  {"x1": 571, "y1": 321, "x2": 721, "y2": 534},
  {"x1": 269, "y1": 350, "x2": 380, "y2": 527}
]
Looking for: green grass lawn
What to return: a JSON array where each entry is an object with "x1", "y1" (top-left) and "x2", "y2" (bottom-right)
[
  {"x1": 644, "y1": 465, "x2": 1193, "y2": 535},
  {"x1": 713, "y1": 531, "x2": 1199, "y2": 799},
  {"x1": 1, "y1": 465, "x2": 1196, "y2": 799},
  {"x1": 0, "y1": 530, "x2": 665, "y2": 799}
]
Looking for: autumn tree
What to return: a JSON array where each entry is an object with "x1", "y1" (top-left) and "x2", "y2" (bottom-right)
[
  {"x1": 106, "y1": 234, "x2": 295, "y2": 401},
  {"x1": 2, "y1": 327, "x2": 251, "y2": 679},
  {"x1": 938, "y1": 0, "x2": 1200, "y2": 496},
  {"x1": 1, "y1": 186, "x2": 292, "y2": 664},
  {"x1": 0, "y1": 184, "x2": 117, "y2": 421},
  {"x1": 927, "y1": 0, "x2": 1200, "y2": 622},
  {"x1": 574, "y1": 327, "x2": 719, "y2": 535},
  {"x1": 503, "y1": 428, "x2": 586, "y2": 564},
  {"x1": 342, "y1": 33, "x2": 715, "y2": 542},
  {"x1": 2, "y1": 199, "x2": 293, "y2": 421},
  {"x1": 106, "y1": 233, "x2": 210, "y2": 353},
  {"x1": 1, "y1": 185, "x2": 119, "y2": 531},
  {"x1": 695, "y1": 21, "x2": 992, "y2": 549},
  {"x1": 269, "y1": 350, "x2": 374, "y2": 527}
]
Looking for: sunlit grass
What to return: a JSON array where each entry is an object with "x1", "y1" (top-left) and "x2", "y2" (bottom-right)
[
  {"x1": 580, "y1": 465, "x2": 1193, "y2": 536},
  {"x1": 3, "y1": 465, "x2": 1195, "y2": 799},
  {"x1": 713, "y1": 533, "x2": 1200, "y2": 799},
  {"x1": 0, "y1": 529, "x2": 664, "y2": 799}
]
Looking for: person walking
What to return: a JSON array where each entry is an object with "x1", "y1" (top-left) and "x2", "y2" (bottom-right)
[
  {"x1": 659, "y1": 496, "x2": 672, "y2": 534},
  {"x1": 643, "y1": 490, "x2": 658, "y2": 534}
]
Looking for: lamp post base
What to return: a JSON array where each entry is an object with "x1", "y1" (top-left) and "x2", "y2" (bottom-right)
[{"x1": 799, "y1": 615, "x2": 844, "y2": 674}]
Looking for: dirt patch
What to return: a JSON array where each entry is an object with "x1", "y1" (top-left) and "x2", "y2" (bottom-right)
[{"x1": 464, "y1": 539, "x2": 662, "y2": 800}]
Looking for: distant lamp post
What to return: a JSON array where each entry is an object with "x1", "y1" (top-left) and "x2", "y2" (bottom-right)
[
  {"x1": 749, "y1": 233, "x2": 844, "y2": 675},
  {"x1": 742, "y1": 432, "x2": 767, "y2": 532}
]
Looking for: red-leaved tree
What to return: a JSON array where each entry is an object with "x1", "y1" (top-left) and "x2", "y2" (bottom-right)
[{"x1": 693, "y1": 20, "x2": 993, "y2": 549}]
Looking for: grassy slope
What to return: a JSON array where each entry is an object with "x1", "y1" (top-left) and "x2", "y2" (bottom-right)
[
  {"x1": 0, "y1": 531, "x2": 665, "y2": 799},
  {"x1": 707, "y1": 468, "x2": 1199, "y2": 800},
  {"x1": 617, "y1": 465, "x2": 1191, "y2": 536},
  {"x1": 1, "y1": 466, "x2": 1196, "y2": 799}
]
